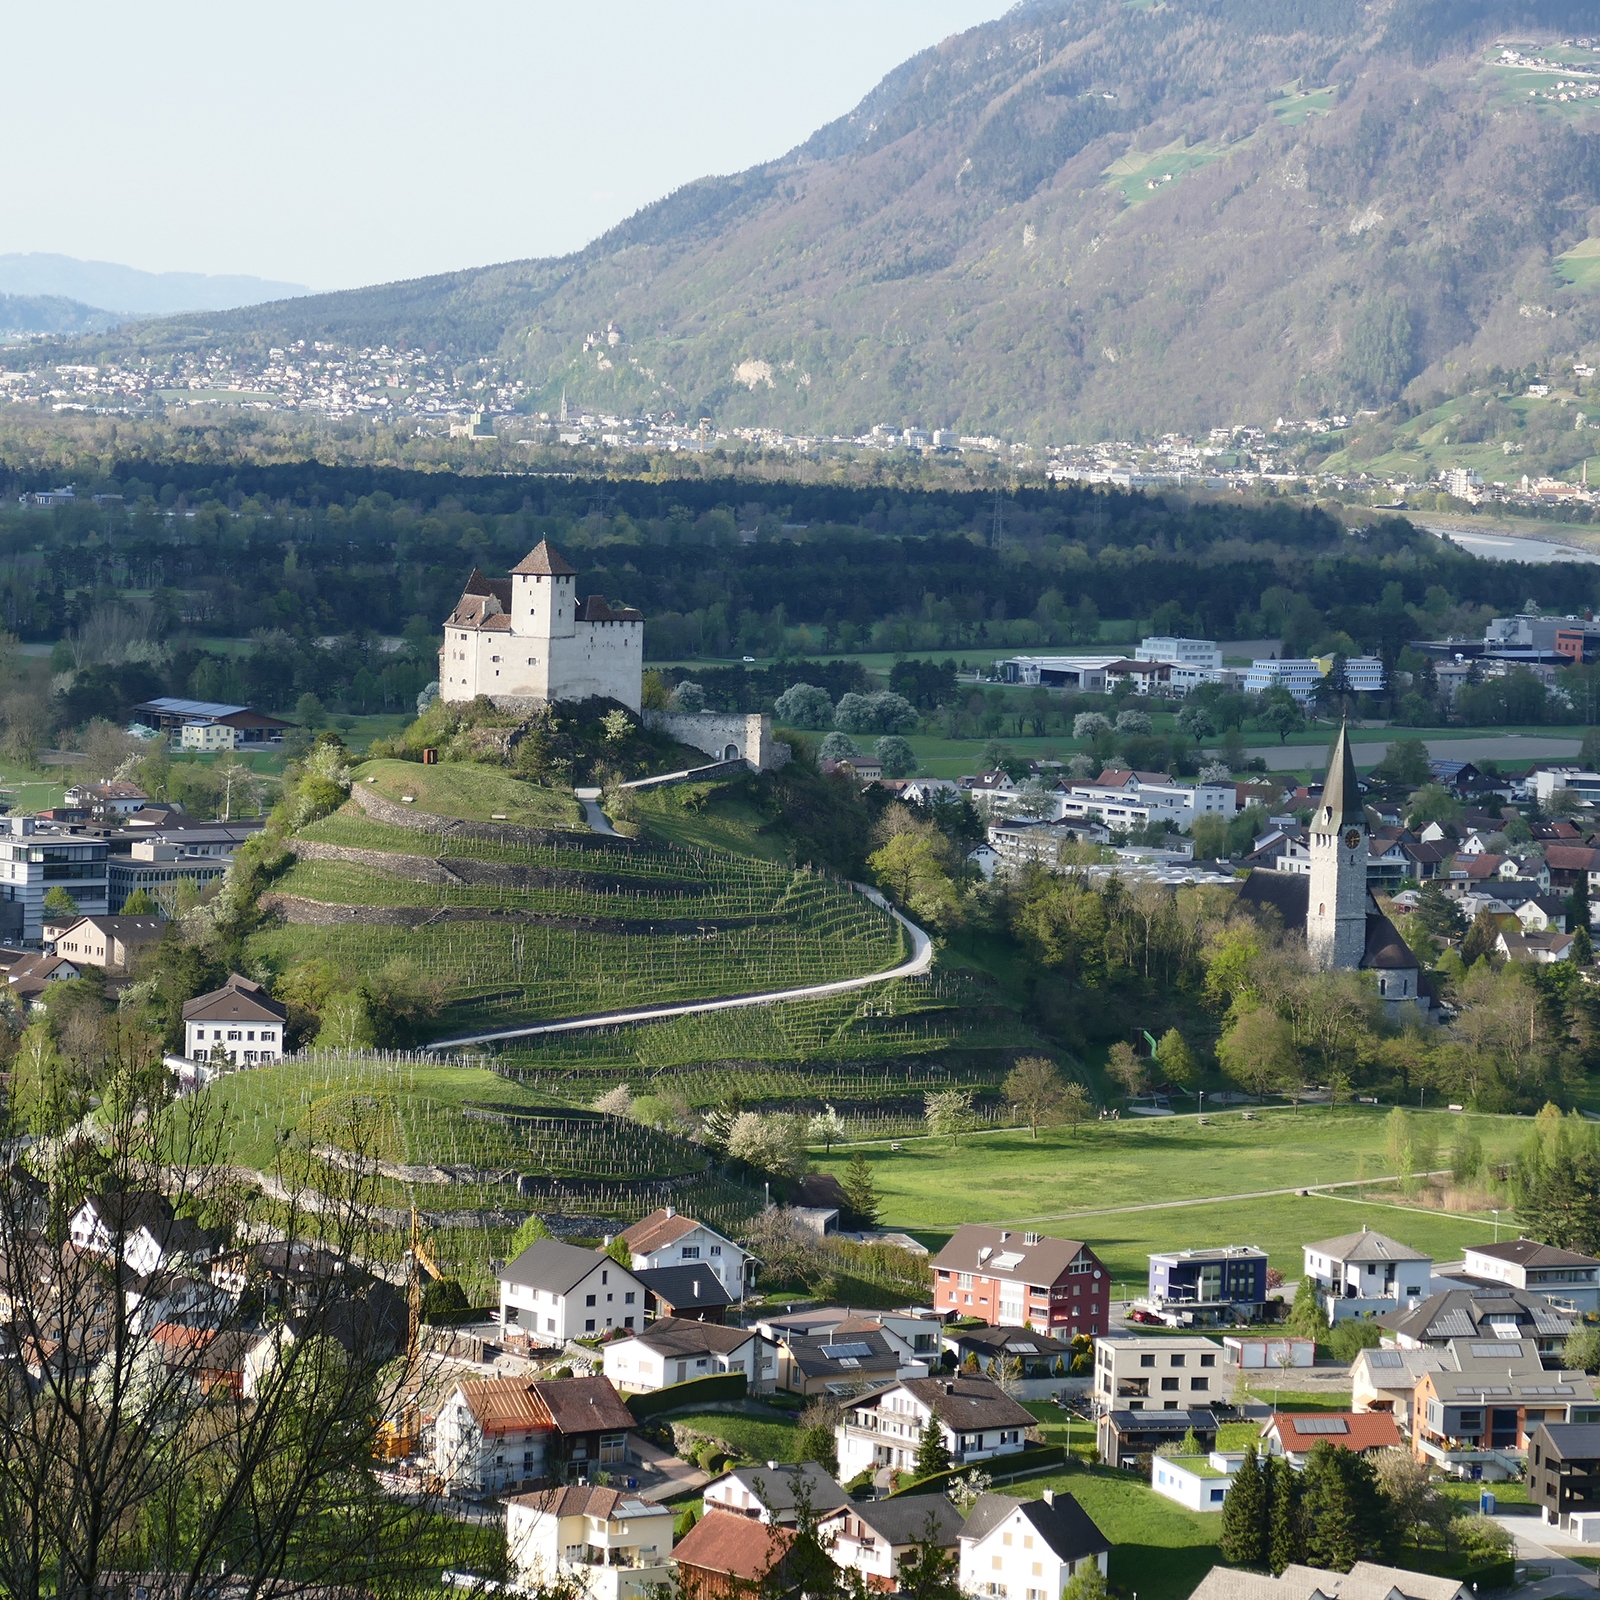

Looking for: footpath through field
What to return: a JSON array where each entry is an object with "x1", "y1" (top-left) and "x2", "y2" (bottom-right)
[{"x1": 424, "y1": 884, "x2": 933, "y2": 1049}]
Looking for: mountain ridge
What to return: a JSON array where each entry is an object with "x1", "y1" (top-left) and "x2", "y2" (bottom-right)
[{"x1": 19, "y1": 0, "x2": 1600, "y2": 440}]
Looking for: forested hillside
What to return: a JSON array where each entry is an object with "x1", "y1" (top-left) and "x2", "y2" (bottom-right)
[{"x1": 31, "y1": 0, "x2": 1600, "y2": 439}]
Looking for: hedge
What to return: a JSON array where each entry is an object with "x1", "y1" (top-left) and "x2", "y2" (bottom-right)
[
  {"x1": 886, "y1": 1445, "x2": 1067, "y2": 1497},
  {"x1": 625, "y1": 1371, "x2": 748, "y2": 1420}
]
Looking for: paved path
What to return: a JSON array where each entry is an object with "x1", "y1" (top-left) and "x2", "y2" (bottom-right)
[
  {"x1": 1244, "y1": 734, "x2": 1583, "y2": 769},
  {"x1": 425, "y1": 884, "x2": 933, "y2": 1049},
  {"x1": 628, "y1": 1435, "x2": 709, "y2": 1504},
  {"x1": 573, "y1": 786, "x2": 617, "y2": 836},
  {"x1": 1490, "y1": 1510, "x2": 1600, "y2": 1598}
]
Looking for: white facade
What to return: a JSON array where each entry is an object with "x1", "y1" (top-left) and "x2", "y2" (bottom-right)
[
  {"x1": 1092, "y1": 1336, "x2": 1223, "y2": 1413},
  {"x1": 183, "y1": 1015, "x2": 282, "y2": 1065},
  {"x1": 1244, "y1": 656, "x2": 1386, "y2": 705},
  {"x1": 499, "y1": 1253, "x2": 645, "y2": 1346},
  {"x1": 440, "y1": 543, "x2": 643, "y2": 712},
  {"x1": 0, "y1": 817, "x2": 109, "y2": 943},
  {"x1": 180, "y1": 720, "x2": 239, "y2": 752},
  {"x1": 1060, "y1": 780, "x2": 1236, "y2": 835},
  {"x1": 1303, "y1": 1233, "x2": 1433, "y2": 1323},
  {"x1": 835, "y1": 1380, "x2": 1030, "y2": 1480},
  {"x1": 433, "y1": 1383, "x2": 549, "y2": 1493},
  {"x1": 601, "y1": 1327, "x2": 773, "y2": 1393},
  {"x1": 1150, "y1": 1455, "x2": 1239, "y2": 1512},
  {"x1": 1136, "y1": 637, "x2": 1223, "y2": 673},
  {"x1": 506, "y1": 1490, "x2": 674, "y2": 1600},
  {"x1": 622, "y1": 1216, "x2": 753, "y2": 1303},
  {"x1": 1222, "y1": 1336, "x2": 1315, "y2": 1370},
  {"x1": 958, "y1": 1495, "x2": 1108, "y2": 1599}
]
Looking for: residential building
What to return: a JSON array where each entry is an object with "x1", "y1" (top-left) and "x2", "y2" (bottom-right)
[
  {"x1": 0, "y1": 948, "x2": 84, "y2": 1005},
  {"x1": 1377, "y1": 1285, "x2": 1575, "y2": 1365},
  {"x1": 1497, "y1": 927, "x2": 1578, "y2": 964},
  {"x1": 1146, "y1": 1247, "x2": 1269, "y2": 1324},
  {"x1": 753, "y1": 1307, "x2": 943, "y2": 1359},
  {"x1": 1188, "y1": 1562, "x2": 1467, "y2": 1600},
  {"x1": 932, "y1": 1225, "x2": 1109, "y2": 1337},
  {"x1": 701, "y1": 1461, "x2": 848, "y2": 1526},
  {"x1": 618, "y1": 1207, "x2": 755, "y2": 1303},
  {"x1": 631, "y1": 1264, "x2": 731, "y2": 1323},
  {"x1": 1529, "y1": 1421, "x2": 1600, "y2": 1530},
  {"x1": 776, "y1": 1327, "x2": 919, "y2": 1396},
  {"x1": 129, "y1": 697, "x2": 296, "y2": 745},
  {"x1": 433, "y1": 1375, "x2": 635, "y2": 1494},
  {"x1": 181, "y1": 974, "x2": 287, "y2": 1065},
  {"x1": 835, "y1": 1375, "x2": 1036, "y2": 1479},
  {"x1": 440, "y1": 542, "x2": 644, "y2": 711},
  {"x1": 63, "y1": 780, "x2": 149, "y2": 820},
  {"x1": 600, "y1": 1318, "x2": 773, "y2": 1394},
  {"x1": 1456, "y1": 1239, "x2": 1600, "y2": 1315},
  {"x1": 180, "y1": 718, "x2": 240, "y2": 752},
  {"x1": 1260, "y1": 1411, "x2": 1401, "y2": 1466},
  {"x1": 505, "y1": 1485, "x2": 674, "y2": 1600},
  {"x1": 1411, "y1": 1336, "x2": 1599, "y2": 1479},
  {"x1": 498, "y1": 1239, "x2": 646, "y2": 1346},
  {"x1": 50, "y1": 913, "x2": 165, "y2": 971},
  {"x1": 819, "y1": 1496, "x2": 964, "y2": 1591},
  {"x1": 1151, "y1": 1452, "x2": 1244, "y2": 1512},
  {"x1": 671, "y1": 1510, "x2": 793, "y2": 1600},
  {"x1": 957, "y1": 1490, "x2": 1110, "y2": 1599},
  {"x1": 944, "y1": 1324, "x2": 1077, "y2": 1381},
  {"x1": 1349, "y1": 1347, "x2": 1449, "y2": 1429},
  {"x1": 0, "y1": 816, "x2": 109, "y2": 943},
  {"x1": 1097, "y1": 1408, "x2": 1218, "y2": 1470},
  {"x1": 1301, "y1": 1227, "x2": 1433, "y2": 1323},
  {"x1": 1092, "y1": 1335, "x2": 1222, "y2": 1413}
]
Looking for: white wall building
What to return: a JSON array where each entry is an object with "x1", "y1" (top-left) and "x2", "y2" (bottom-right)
[
  {"x1": 1244, "y1": 656, "x2": 1386, "y2": 705},
  {"x1": 1092, "y1": 1335, "x2": 1223, "y2": 1413},
  {"x1": 1136, "y1": 637, "x2": 1224, "y2": 673},
  {"x1": 835, "y1": 1376, "x2": 1034, "y2": 1480},
  {"x1": 601, "y1": 1318, "x2": 773, "y2": 1394},
  {"x1": 820, "y1": 1498, "x2": 964, "y2": 1591},
  {"x1": 1303, "y1": 1228, "x2": 1433, "y2": 1323},
  {"x1": 0, "y1": 817, "x2": 109, "y2": 943},
  {"x1": 180, "y1": 974, "x2": 287, "y2": 1066},
  {"x1": 440, "y1": 540, "x2": 644, "y2": 712},
  {"x1": 617, "y1": 1207, "x2": 755, "y2": 1303},
  {"x1": 505, "y1": 1485, "x2": 674, "y2": 1600},
  {"x1": 957, "y1": 1490, "x2": 1110, "y2": 1599},
  {"x1": 1150, "y1": 1453, "x2": 1242, "y2": 1513},
  {"x1": 498, "y1": 1239, "x2": 646, "y2": 1346}
]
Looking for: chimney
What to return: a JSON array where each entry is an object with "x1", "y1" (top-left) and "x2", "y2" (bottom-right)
[
  {"x1": 665, "y1": 1206, "x2": 676, "y2": 1218},
  {"x1": 768, "y1": 1460, "x2": 779, "y2": 1471},
  {"x1": 603, "y1": 1234, "x2": 613, "y2": 1248},
  {"x1": 1042, "y1": 1489, "x2": 1054, "y2": 1506},
  {"x1": 1000, "y1": 1231, "x2": 1010, "y2": 1243}
]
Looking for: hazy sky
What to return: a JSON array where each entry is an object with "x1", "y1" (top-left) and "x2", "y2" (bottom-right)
[{"x1": 1, "y1": 1, "x2": 1009, "y2": 293}]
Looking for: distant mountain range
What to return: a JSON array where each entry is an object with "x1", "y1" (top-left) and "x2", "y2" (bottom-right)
[
  {"x1": 0, "y1": 254, "x2": 306, "y2": 318},
  {"x1": 17, "y1": 1, "x2": 1600, "y2": 438}
]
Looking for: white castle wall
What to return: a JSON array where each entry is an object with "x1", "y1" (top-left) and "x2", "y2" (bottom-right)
[{"x1": 643, "y1": 711, "x2": 788, "y2": 772}]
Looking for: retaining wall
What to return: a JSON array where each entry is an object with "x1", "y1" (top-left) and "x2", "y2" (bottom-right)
[
  {"x1": 642, "y1": 711, "x2": 789, "y2": 771},
  {"x1": 352, "y1": 782, "x2": 641, "y2": 851}
]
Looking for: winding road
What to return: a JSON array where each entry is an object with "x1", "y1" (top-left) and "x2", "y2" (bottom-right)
[{"x1": 423, "y1": 883, "x2": 934, "y2": 1050}]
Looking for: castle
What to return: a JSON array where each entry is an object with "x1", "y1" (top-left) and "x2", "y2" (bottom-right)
[
  {"x1": 1237, "y1": 721, "x2": 1435, "y2": 1022},
  {"x1": 439, "y1": 541, "x2": 644, "y2": 711}
]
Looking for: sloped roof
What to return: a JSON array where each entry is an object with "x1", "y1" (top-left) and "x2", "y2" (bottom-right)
[
  {"x1": 1312, "y1": 722, "x2": 1363, "y2": 837},
  {"x1": 894, "y1": 1375, "x2": 1036, "y2": 1431},
  {"x1": 626, "y1": 1317, "x2": 753, "y2": 1358},
  {"x1": 505, "y1": 1484, "x2": 668, "y2": 1521},
  {"x1": 1265, "y1": 1411, "x2": 1400, "y2": 1453},
  {"x1": 1546, "y1": 845, "x2": 1599, "y2": 870},
  {"x1": 672, "y1": 1510, "x2": 793, "y2": 1581},
  {"x1": 576, "y1": 594, "x2": 643, "y2": 623},
  {"x1": 822, "y1": 1495, "x2": 964, "y2": 1548},
  {"x1": 1378, "y1": 1285, "x2": 1574, "y2": 1344},
  {"x1": 1532, "y1": 1423, "x2": 1600, "y2": 1463},
  {"x1": 709, "y1": 1461, "x2": 848, "y2": 1517},
  {"x1": 512, "y1": 541, "x2": 578, "y2": 577},
  {"x1": 782, "y1": 1329, "x2": 901, "y2": 1379},
  {"x1": 456, "y1": 1377, "x2": 550, "y2": 1433},
  {"x1": 634, "y1": 1264, "x2": 732, "y2": 1310},
  {"x1": 1363, "y1": 911, "x2": 1419, "y2": 970},
  {"x1": 499, "y1": 1238, "x2": 616, "y2": 1296},
  {"x1": 181, "y1": 973, "x2": 287, "y2": 1025},
  {"x1": 1469, "y1": 1238, "x2": 1600, "y2": 1270},
  {"x1": 961, "y1": 1491, "x2": 1110, "y2": 1565},
  {"x1": 531, "y1": 1375, "x2": 635, "y2": 1434},
  {"x1": 932, "y1": 1223, "x2": 1091, "y2": 1284},
  {"x1": 620, "y1": 1207, "x2": 701, "y2": 1254},
  {"x1": 1304, "y1": 1228, "x2": 1429, "y2": 1264},
  {"x1": 1236, "y1": 869, "x2": 1310, "y2": 929}
]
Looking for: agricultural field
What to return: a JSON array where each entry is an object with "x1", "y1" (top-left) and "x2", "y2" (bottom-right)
[
  {"x1": 1269, "y1": 82, "x2": 1336, "y2": 124},
  {"x1": 1557, "y1": 237, "x2": 1600, "y2": 290},
  {"x1": 815, "y1": 1106, "x2": 1525, "y2": 1280},
  {"x1": 354, "y1": 759, "x2": 582, "y2": 827},
  {"x1": 1104, "y1": 137, "x2": 1226, "y2": 205}
]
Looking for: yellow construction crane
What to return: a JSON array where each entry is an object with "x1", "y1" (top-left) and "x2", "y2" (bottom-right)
[{"x1": 377, "y1": 1204, "x2": 444, "y2": 1461}]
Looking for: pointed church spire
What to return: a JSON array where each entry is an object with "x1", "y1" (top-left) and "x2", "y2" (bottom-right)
[{"x1": 1312, "y1": 718, "x2": 1363, "y2": 836}]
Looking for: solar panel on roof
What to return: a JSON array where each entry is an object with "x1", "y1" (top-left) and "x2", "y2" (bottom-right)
[
  {"x1": 1460, "y1": 1385, "x2": 1512, "y2": 1396},
  {"x1": 1471, "y1": 1342, "x2": 1517, "y2": 1357},
  {"x1": 1521, "y1": 1385, "x2": 1574, "y2": 1395},
  {"x1": 1292, "y1": 1418, "x2": 1349, "y2": 1434},
  {"x1": 1006, "y1": 1342, "x2": 1038, "y2": 1354},
  {"x1": 821, "y1": 1342, "x2": 874, "y2": 1359},
  {"x1": 1426, "y1": 1311, "x2": 1477, "y2": 1339},
  {"x1": 1365, "y1": 1351, "x2": 1404, "y2": 1369}
]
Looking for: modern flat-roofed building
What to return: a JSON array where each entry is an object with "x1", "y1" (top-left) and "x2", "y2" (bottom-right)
[
  {"x1": 1093, "y1": 1335, "x2": 1222, "y2": 1413},
  {"x1": 1147, "y1": 1247, "x2": 1269, "y2": 1324},
  {"x1": 1455, "y1": 1239, "x2": 1600, "y2": 1315},
  {"x1": 1529, "y1": 1421, "x2": 1600, "y2": 1530},
  {"x1": 0, "y1": 816, "x2": 109, "y2": 943}
]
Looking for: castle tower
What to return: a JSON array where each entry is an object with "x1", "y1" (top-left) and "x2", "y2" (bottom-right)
[
  {"x1": 510, "y1": 539, "x2": 577, "y2": 641},
  {"x1": 1306, "y1": 719, "x2": 1369, "y2": 971}
]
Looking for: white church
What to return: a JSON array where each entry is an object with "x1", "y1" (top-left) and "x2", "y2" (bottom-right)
[
  {"x1": 438, "y1": 541, "x2": 644, "y2": 711},
  {"x1": 1237, "y1": 720, "x2": 1435, "y2": 1022}
]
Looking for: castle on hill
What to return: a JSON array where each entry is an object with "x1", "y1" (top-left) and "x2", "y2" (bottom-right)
[
  {"x1": 439, "y1": 541, "x2": 643, "y2": 711},
  {"x1": 1237, "y1": 720, "x2": 1435, "y2": 1023}
]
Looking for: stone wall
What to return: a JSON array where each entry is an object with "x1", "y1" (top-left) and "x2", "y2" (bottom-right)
[{"x1": 642, "y1": 710, "x2": 789, "y2": 771}]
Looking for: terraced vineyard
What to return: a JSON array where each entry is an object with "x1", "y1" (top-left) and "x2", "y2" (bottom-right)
[{"x1": 258, "y1": 781, "x2": 905, "y2": 1035}]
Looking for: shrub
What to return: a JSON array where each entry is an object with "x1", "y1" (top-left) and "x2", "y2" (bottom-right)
[
  {"x1": 874, "y1": 736, "x2": 918, "y2": 777},
  {"x1": 773, "y1": 683, "x2": 836, "y2": 729},
  {"x1": 820, "y1": 732, "x2": 860, "y2": 761},
  {"x1": 669, "y1": 681, "x2": 707, "y2": 713}
]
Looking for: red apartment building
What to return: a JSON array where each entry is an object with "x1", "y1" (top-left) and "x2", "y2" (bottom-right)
[{"x1": 932, "y1": 1225, "x2": 1109, "y2": 1337}]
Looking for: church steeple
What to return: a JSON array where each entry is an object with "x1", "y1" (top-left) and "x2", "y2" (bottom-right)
[{"x1": 1306, "y1": 718, "x2": 1369, "y2": 971}]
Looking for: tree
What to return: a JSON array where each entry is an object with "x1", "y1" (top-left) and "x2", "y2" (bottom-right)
[
  {"x1": 1157, "y1": 1028, "x2": 1200, "y2": 1090},
  {"x1": 1286, "y1": 1275, "x2": 1330, "y2": 1338},
  {"x1": 215, "y1": 756, "x2": 260, "y2": 821},
  {"x1": 1004, "y1": 1056, "x2": 1067, "y2": 1138},
  {"x1": 593, "y1": 1084, "x2": 635, "y2": 1117},
  {"x1": 421, "y1": 1277, "x2": 470, "y2": 1321},
  {"x1": 1105, "y1": 1040, "x2": 1147, "y2": 1100},
  {"x1": 1220, "y1": 1448, "x2": 1269, "y2": 1567},
  {"x1": 1301, "y1": 1439, "x2": 1391, "y2": 1571},
  {"x1": 875, "y1": 736, "x2": 918, "y2": 777},
  {"x1": 820, "y1": 731, "x2": 860, "y2": 762},
  {"x1": 895, "y1": 1510, "x2": 965, "y2": 1600},
  {"x1": 1114, "y1": 708, "x2": 1152, "y2": 735},
  {"x1": 1406, "y1": 784, "x2": 1462, "y2": 830},
  {"x1": 9, "y1": 1021, "x2": 76, "y2": 1137},
  {"x1": 868, "y1": 832, "x2": 962, "y2": 930},
  {"x1": 794, "y1": 1422, "x2": 839, "y2": 1477},
  {"x1": 1073, "y1": 713, "x2": 1112, "y2": 741},
  {"x1": 314, "y1": 989, "x2": 376, "y2": 1051},
  {"x1": 1061, "y1": 1563, "x2": 1109, "y2": 1600},
  {"x1": 295, "y1": 690, "x2": 327, "y2": 729},
  {"x1": 924, "y1": 1089, "x2": 974, "y2": 1141},
  {"x1": 1372, "y1": 738, "x2": 1430, "y2": 786},
  {"x1": 1218, "y1": 1007, "x2": 1296, "y2": 1098},
  {"x1": 1564, "y1": 1325, "x2": 1600, "y2": 1374},
  {"x1": 1059, "y1": 1081, "x2": 1091, "y2": 1136},
  {"x1": 508, "y1": 1213, "x2": 551, "y2": 1257},
  {"x1": 1414, "y1": 880, "x2": 1466, "y2": 939},
  {"x1": 1375, "y1": 1448, "x2": 1448, "y2": 1551},
  {"x1": 42, "y1": 886, "x2": 80, "y2": 921},
  {"x1": 841, "y1": 1150, "x2": 881, "y2": 1227},
  {"x1": 773, "y1": 684, "x2": 835, "y2": 729},
  {"x1": 1258, "y1": 685, "x2": 1304, "y2": 745},
  {"x1": 913, "y1": 1414, "x2": 951, "y2": 1480},
  {"x1": 1268, "y1": 1455, "x2": 1304, "y2": 1574},
  {"x1": 120, "y1": 887, "x2": 159, "y2": 915},
  {"x1": 1191, "y1": 814, "x2": 1231, "y2": 861},
  {"x1": 809, "y1": 1105, "x2": 847, "y2": 1153},
  {"x1": 1328, "y1": 1319, "x2": 1382, "y2": 1363}
]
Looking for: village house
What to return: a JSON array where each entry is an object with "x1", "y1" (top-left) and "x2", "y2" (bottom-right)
[
  {"x1": 1350, "y1": 1347, "x2": 1450, "y2": 1429},
  {"x1": 498, "y1": 1239, "x2": 646, "y2": 1346},
  {"x1": 671, "y1": 1510, "x2": 793, "y2": 1600},
  {"x1": 601, "y1": 1318, "x2": 773, "y2": 1394},
  {"x1": 957, "y1": 1490, "x2": 1110, "y2": 1600},
  {"x1": 776, "y1": 1326, "x2": 920, "y2": 1396},
  {"x1": 618, "y1": 1207, "x2": 755, "y2": 1304},
  {"x1": 631, "y1": 1263, "x2": 731, "y2": 1323},
  {"x1": 50, "y1": 913, "x2": 165, "y2": 971},
  {"x1": 505, "y1": 1484, "x2": 675, "y2": 1600},
  {"x1": 932, "y1": 1225, "x2": 1109, "y2": 1337},
  {"x1": 181, "y1": 974, "x2": 287, "y2": 1066},
  {"x1": 1376, "y1": 1284, "x2": 1575, "y2": 1365},
  {"x1": 835, "y1": 1375, "x2": 1035, "y2": 1480},
  {"x1": 819, "y1": 1496, "x2": 964, "y2": 1590},
  {"x1": 1260, "y1": 1411, "x2": 1401, "y2": 1467},
  {"x1": 1188, "y1": 1561, "x2": 1467, "y2": 1600},
  {"x1": 1092, "y1": 1335, "x2": 1222, "y2": 1413},
  {"x1": 1301, "y1": 1228, "x2": 1433, "y2": 1323},
  {"x1": 701, "y1": 1460, "x2": 848, "y2": 1526},
  {"x1": 1453, "y1": 1238, "x2": 1600, "y2": 1315}
]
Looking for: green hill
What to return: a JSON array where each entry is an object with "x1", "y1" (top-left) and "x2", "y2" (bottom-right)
[{"x1": 45, "y1": 0, "x2": 1600, "y2": 439}]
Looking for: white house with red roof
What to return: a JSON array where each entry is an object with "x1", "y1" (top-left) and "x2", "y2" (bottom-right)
[
  {"x1": 439, "y1": 540, "x2": 643, "y2": 711},
  {"x1": 932, "y1": 1225, "x2": 1109, "y2": 1337},
  {"x1": 617, "y1": 1207, "x2": 755, "y2": 1304}
]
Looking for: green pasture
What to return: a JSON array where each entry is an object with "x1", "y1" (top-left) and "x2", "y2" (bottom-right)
[
  {"x1": 667, "y1": 1411, "x2": 802, "y2": 1463},
  {"x1": 1557, "y1": 238, "x2": 1600, "y2": 290},
  {"x1": 353, "y1": 758, "x2": 583, "y2": 827},
  {"x1": 1269, "y1": 84, "x2": 1336, "y2": 125},
  {"x1": 631, "y1": 780, "x2": 793, "y2": 862},
  {"x1": 1104, "y1": 137, "x2": 1226, "y2": 204}
]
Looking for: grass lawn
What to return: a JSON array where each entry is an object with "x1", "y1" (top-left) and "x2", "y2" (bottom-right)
[
  {"x1": 632, "y1": 779, "x2": 792, "y2": 862},
  {"x1": 667, "y1": 1410, "x2": 801, "y2": 1463},
  {"x1": 816, "y1": 1106, "x2": 1520, "y2": 1280},
  {"x1": 353, "y1": 758, "x2": 582, "y2": 827},
  {"x1": 0, "y1": 756, "x2": 68, "y2": 812},
  {"x1": 1023, "y1": 1462, "x2": 1223, "y2": 1600}
]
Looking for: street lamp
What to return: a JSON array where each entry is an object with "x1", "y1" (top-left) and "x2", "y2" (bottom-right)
[{"x1": 1198, "y1": 1090, "x2": 1206, "y2": 1120}]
